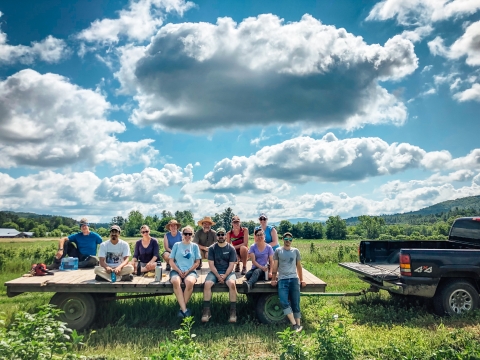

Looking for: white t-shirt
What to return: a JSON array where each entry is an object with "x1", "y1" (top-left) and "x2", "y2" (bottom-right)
[{"x1": 98, "y1": 239, "x2": 131, "y2": 268}]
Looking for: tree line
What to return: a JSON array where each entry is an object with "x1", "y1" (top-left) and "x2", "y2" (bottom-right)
[{"x1": 1, "y1": 206, "x2": 477, "y2": 240}]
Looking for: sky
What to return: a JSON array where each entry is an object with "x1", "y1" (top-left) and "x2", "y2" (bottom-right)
[{"x1": 0, "y1": 0, "x2": 479, "y2": 223}]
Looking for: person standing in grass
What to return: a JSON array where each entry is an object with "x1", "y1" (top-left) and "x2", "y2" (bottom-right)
[
  {"x1": 201, "y1": 227, "x2": 238, "y2": 323},
  {"x1": 193, "y1": 216, "x2": 218, "y2": 270},
  {"x1": 242, "y1": 228, "x2": 274, "y2": 293},
  {"x1": 162, "y1": 219, "x2": 182, "y2": 271},
  {"x1": 169, "y1": 225, "x2": 201, "y2": 318},
  {"x1": 270, "y1": 232, "x2": 307, "y2": 332},
  {"x1": 47, "y1": 217, "x2": 102, "y2": 270},
  {"x1": 94, "y1": 225, "x2": 134, "y2": 282}
]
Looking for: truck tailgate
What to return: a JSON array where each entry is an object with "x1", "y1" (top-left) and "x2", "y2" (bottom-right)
[{"x1": 339, "y1": 262, "x2": 400, "y2": 282}]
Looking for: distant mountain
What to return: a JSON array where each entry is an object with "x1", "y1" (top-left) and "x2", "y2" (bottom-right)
[
  {"x1": 270, "y1": 218, "x2": 319, "y2": 226},
  {"x1": 345, "y1": 195, "x2": 480, "y2": 225}
]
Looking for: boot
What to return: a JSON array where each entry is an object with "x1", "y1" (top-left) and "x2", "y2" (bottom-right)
[
  {"x1": 46, "y1": 258, "x2": 61, "y2": 270},
  {"x1": 201, "y1": 307, "x2": 211, "y2": 323},
  {"x1": 166, "y1": 263, "x2": 171, "y2": 271},
  {"x1": 196, "y1": 262, "x2": 202, "y2": 270},
  {"x1": 228, "y1": 307, "x2": 237, "y2": 323},
  {"x1": 235, "y1": 263, "x2": 240, "y2": 272}
]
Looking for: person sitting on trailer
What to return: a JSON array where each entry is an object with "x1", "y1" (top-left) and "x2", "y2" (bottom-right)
[
  {"x1": 130, "y1": 224, "x2": 160, "y2": 275},
  {"x1": 226, "y1": 215, "x2": 249, "y2": 275},
  {"x1": 193, "y1": 216, "x2": 218, "y2": 270},
  {"x1": 270, "y1": 232, "x2": 307, "y2": 332},
  {"x1": 162, "y1": 219, "x2": 182, "y2": 271},
  {"x1": 169, "y1": 225, "x2": 201, "y2": 318},
  {"x1": 47, "y1": 217, "x2": 102, "y2": 270},
  {"x1": 242, "y1": 228, "x2": 274, "y2": 293},
  {"x1": 201, "y1": 227, "x2": 238, "y2": 323},
  {"x1": 94, "y1": 225, "x2": 134, "y2": 282}
]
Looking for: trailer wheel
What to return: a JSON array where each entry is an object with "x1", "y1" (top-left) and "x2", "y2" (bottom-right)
[
  {"x1": 50, "y1": 292, "x2": 96, "y2": 331},
  {"x1": 433, "y1": 280, "x2": 479, "y2": 316},
  {"x1": 255, "y1": 293, "x2": 286, "y2": 324}
]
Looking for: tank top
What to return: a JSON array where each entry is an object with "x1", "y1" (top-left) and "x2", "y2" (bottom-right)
[
  {"x1": 255, "y1": 225, "x2": 274, "y2": 244},
  {"x1": 229, "y1": 227, "x2": 245, "y2": 247},
  {"x1": 166, "y1": 231, "x2": 182, "y2": 250}
]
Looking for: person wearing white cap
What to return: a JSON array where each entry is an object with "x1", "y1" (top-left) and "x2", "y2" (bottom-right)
[
  {"x1": 255, "y1": 213, "x2": 279, "y2": 251},
  {"x1": 94, "y1": 225, "x2": 134, "y2": 282}
]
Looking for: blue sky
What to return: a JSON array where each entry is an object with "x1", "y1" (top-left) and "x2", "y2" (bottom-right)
[{"x1": 0, "y1": 0, "x2": 479, "y2": 223}]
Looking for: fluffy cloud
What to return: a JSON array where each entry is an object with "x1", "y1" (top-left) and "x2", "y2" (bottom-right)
[
  {"x1": 454, "y1": 83, "x2": 480, "y2": 101},
  {"x1": 0, "y1": 69, "x2": 158, "y2": 169},
  {"x1": 117, "y1": 14, "x2": 417, "y2": 132},
  {"x1": 367, "y1": 0, "x2": 480, "y2": 26},
  {"x1": 0, "y1": 12, "x2": 68, "y2": 64},
  {"x1": 77, "y1": 0, "x2": 194, "y2": 45}
]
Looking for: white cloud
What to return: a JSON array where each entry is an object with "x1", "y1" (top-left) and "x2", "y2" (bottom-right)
[
  {"x1": 77, "y1": 0, "x2": 194, "y2": 45},
  {"x1": 0, "y1": 69, "x2": 158, "y2": 168},
  {"x1": 401, "y1": 25, "x2": 434, "y2": 43},
  {"x1": 454, "y1": 83, "x2": 480, "y2": 101},
  {"x1": 0, "y1": 12, "x2": 68, "y2": 64},
  {"x1": 117, "y1": 14, "x2": 417, "y2": 132},
  {"x1": 213, "y1": 194, "x2": 236, "y2": 205},
  {"x1": 367, "y1": 0, "x2": 480, "y2": 26}
]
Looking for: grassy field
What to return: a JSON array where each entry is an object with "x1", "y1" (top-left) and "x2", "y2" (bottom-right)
[{"x1": 1, "y1": 238, "x2": 480, "y2": 359}]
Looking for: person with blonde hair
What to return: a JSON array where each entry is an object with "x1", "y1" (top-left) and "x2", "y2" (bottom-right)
[
  {"x1": 130, "y1": 225, "x2": 159, "y2": 275},
  {"x1": 169, "y1": 225, "x2": 201, "y2": 318}
]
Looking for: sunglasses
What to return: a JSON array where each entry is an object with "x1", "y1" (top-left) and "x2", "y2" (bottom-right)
[
  {"x1": 110, "y1": 230, "x2": 119, "y2": 234},
  {"x1": 255, "y1": 233, "x2": 264, "y2": 237},
  {"x1": 141, "y1": 230, "x2": 149, "y2": 234},
  {"x1": 217, "y1": 233, "x2": 225, "y2": 236},
  {"x1": 259, "y1": 218, "x2": 267, "y2": 221},
  {"x1": 232, "y1": 220, "x2": 240, "y2": 223},
  {"x1": 183, "y1": 233, "x2": 193, "y2": 236},
  {"x1": 283, "y1": 237, "x2": 293, "y2": 242}
]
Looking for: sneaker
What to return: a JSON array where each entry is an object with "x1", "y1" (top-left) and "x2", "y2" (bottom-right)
[
  {"x1": 46, "y1": 259, "x2": 61, "y2": 270},
  {"x1": 177, "y1": 309, "x2": 185, "y2": 318},
  {"x1": 291, "y1": 324, "x2": 303, "y2": 332},
  {"x1": 241, "y1": 267, "x2": 247, "y2": 275},
  {"x1": 201, "y1": 307, "x2": 211, "y2": 323},
  {"x1": 242, "y1": 281, "x2": 251, "y2": 294},
  {"x1": 228, "y1": 308, "x2": 237, "y2": 323},
  {"x1": 95, "y1": 275, "x2": 108, "y2": 282},
  {"x1": 183, "y1": 308, "x2": 192, "y2": 317},
  {"x1": 235, "y1": 263, "x2": 241, "y2": 272},
  {"x1": 166, "y1": 263, "x2": 171, "y2": 271},
  {"x1": 121, "y1": 274, "x2": 133, "y2": 282},
  {"x1": 196, "y1": 262, "x2": 202, "y2": 270}
]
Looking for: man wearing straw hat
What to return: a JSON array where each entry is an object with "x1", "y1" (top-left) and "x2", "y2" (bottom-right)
[
  {"x1": 193, "y1": 216, "x2": 218, "y2": 269},
  {"x1": 162, "y1": 219, "x2": 182, "y2": 271}
]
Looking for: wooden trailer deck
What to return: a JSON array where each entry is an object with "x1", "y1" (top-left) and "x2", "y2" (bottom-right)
[{"x1": 5, "y1": 261, "x2": 326, "y2": 296}]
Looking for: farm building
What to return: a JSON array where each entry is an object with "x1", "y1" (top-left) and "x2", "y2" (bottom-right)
[{"x1": 0, "y1": 228, "x2": 34, "y2": 238}]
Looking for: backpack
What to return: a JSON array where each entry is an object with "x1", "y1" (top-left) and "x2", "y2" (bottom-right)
[{"x1": 30, "y1": 263, "x2": 54, "y2": 276}]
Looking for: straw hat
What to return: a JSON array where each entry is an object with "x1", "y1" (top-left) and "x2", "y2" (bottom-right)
[
  {"x1": 197, "y1": 216, "x2": 216, "y2": 226},
  {"x1": 165, "y1": 219, "x2": 182, "y2": 231}
]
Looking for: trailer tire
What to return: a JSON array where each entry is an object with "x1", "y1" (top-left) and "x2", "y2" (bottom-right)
[
  {"x1": 50, "y1": 292, "x2": 96, "y2": 331},
  {"x1": 433, "y1": 280, "x2": 479, "y2": 316},
  {"x1": 255, "y1": 293, "x2": 286, "y2": 324}
]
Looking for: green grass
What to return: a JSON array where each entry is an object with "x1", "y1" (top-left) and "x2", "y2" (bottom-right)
[{"x1": 1, "y1": 239, "x2": 480, "y2": 359}]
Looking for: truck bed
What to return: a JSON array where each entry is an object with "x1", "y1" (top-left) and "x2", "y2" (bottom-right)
[{"x1": 339, "y1": 262, "x2": 400, "y2": 282}]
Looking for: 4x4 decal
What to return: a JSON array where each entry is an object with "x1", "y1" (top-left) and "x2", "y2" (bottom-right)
[{"x1": 414, "y1": 266, "x2": 432, "y2": 273}]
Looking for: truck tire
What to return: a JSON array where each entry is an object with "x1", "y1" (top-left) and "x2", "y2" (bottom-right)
[
  {"x1": 433, "y1": 280, "x2": 479, "y2": 316},
  {"x1": 50, "y1": 292, "x2": 96, "y2": 331},
  {"x1": 255, "y1": 293, "x2": 286, "y2": 324}
]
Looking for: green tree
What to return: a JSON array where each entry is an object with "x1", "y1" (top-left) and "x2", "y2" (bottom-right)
[
  {"x1": 358, "y1": 216, "x2": 385, "y2": 239},
  {"x1": 32, "y1": 224, "x2": 48, "y2": 237},
  {"x1": 313, "y1": 222, "x2": 324, "y2": 239},
  {"x1": 111, "y1": 216, "x2": 126, "y2": 227},
  {"x1": 291, "y1": 223, "x2": 303, "y2": 238},
  {"x1": 161, "y1": 210, "x2": 173, "y2": 218},
  {"x1": 278, "y1": 220, "x2": 292, "y2": 235},
  {"x1": 125, "y1": 210, "x2": 144, "y2": 236},
  {"x1": 2, "y1": 221, "x2": 19, "y2": 230},
  {"x1": 326, "y1": 216, "x2": 347, "y2": 240},
  {"x1": 175, "y1": 210, "x2": 195, "y2": 227},
  {"x1": 303, "y1": 222, "x2": 314, "y2": 239},
  {"x1": 157, "y1": 216, "x2": 174, "y2": 232},
  {"x1": 97, "y1": 227, "x2": 109, "y2": 237},
  {"x1": 221, "y1": 207, "x2": 236, "y2": 230},
  {"x1": 242, "y1": 220, "x2": 257, "y2": 235}
]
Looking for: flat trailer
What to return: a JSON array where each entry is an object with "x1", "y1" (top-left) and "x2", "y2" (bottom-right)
[{"x1": 5, "y1": 261, "x2": 326, "y2": 330}]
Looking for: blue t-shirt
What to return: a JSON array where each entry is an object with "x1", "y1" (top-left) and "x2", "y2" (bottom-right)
[
  {"x1": 248, "y1": 243, "x2": 274, "y2": 269},
  {"x1": 68, "y1": 231, "x2": 103, "y2": 256},
  {"x1": 166, "y1": 231, "x2": 182, "y2": 250},
  {"x1": 169, "y1": 242, "x2": 201, "y2": 272}
]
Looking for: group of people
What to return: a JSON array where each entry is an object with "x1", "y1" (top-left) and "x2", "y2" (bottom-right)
[{"x1": 47, "y1": 213, "x2": 306, "y2": 331}]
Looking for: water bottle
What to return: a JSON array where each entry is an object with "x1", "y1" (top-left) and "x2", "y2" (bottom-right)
[
  {"x1": 60, "y1": 257, "x2": 78, "y2": 271},
  {"x1": 111, "y1": 271, "x2": 117, "y2": 283},
  {"x1": 264, "y1": 265, "x2": 269, "y2": 281},
  {"x1": 155, "y1": 261, "x2": 162, "y2": 282}
]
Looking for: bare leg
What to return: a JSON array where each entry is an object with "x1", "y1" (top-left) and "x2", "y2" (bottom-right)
[
  {"x1": 203, "y1": 281, "x2": 214, "y2": 301},
  {"x1": 183, "y1": 276, "x2": 196, "y2": 305},
  {"x1": 171, "y1": 277, "x2": 186, "y2": 312},
  {"x1": 240, "y1": 246, "x2": 248, "y2": 269},
  {"x1": 227, "y1": 279, "x2": 237, "y2": 302},
  {"x1": 286, "y1": 313, "x2": 296, "y2": 325}
]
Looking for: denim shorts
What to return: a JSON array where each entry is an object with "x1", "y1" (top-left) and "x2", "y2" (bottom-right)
[
  {"x1": 205, "y1": 271, "x2": 236, "y2": 284},
  {"x1": 169, "y1": 270, "x2": 198, "y2": 281}
]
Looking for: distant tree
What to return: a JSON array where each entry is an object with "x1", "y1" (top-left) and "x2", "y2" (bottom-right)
[
  {"x1": 161, "y1": 210, "x2": 173, "y2": 219},
  {"x1": 312, "y1": 222, "x2": 323, "y2": 239},
  {"x1": 96, "y1": 227, "x2": 109, "y2": 237},
  {"x1": 157, "y1": 216, "x2": 174, "y2": 232},
  {"x1": 242, "y1": 220, "x2": 257, "y2": 235},
  {"x1": 2, "y1": 221, "x2": 19, "y2": 231},
  {"x1": 303, "y1": 222, "x2": 314, "y2": 239},
  {"x1": 110, "y1": 216, "x2": 126, "y2": 228},
  {"x1": 358, "y1": 216, "x2": 385, "y2": 239},
  {"x1": 278, "y1": 220, "x2": 292, "y2": 235},
  {"x1": 175, "y1": 210, "x2": 195, "y2": 227},
  {"x1": 32, "y1": 224, "x2": 48, "y2": 238},
  {"x1": 291, "y1": 223, "x2": 303, "y2": 238},
  {"x1": 221, "y1": 207, "x2": 236, "y2": 231},
  {"x1": 326, "y1": 216, "x2": 347, "y2": 240},
  {"x1": 125, "y1": 210, "x2": 144, "y2": 237},
  {"x1": 49, "y1": 229, "x2": 62, "y2": 237}
]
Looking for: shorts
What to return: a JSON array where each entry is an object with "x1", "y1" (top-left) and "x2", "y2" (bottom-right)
[
  {"x1": 169, "y1": 270, "x2": 198, "y2": 281},
  {"x1": 205, "y1": 271, "x2": 236, "y2": 284}
]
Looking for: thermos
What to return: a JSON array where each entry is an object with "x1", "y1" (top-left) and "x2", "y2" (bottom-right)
[
  {"x1": 111, "y1": 271, "x2": 116, "y2": 283},
  {"x1": 155, "y1": 261, "x2": 162, "y2": 282},
  {"x1": 264, "y1": 266, "x2": 269, "y2": 280}
]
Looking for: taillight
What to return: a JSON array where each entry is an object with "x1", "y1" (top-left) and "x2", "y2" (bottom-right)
[
  {"x1": 400, "y1": 253, "x2": 411, "y2": 276},
  {"x1": 473, "y1": 218, "x2": 480, "y2": 222}
]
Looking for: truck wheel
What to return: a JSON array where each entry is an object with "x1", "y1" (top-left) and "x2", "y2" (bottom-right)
[
  {"x1": 255, "y1": 293, "x2": 286, "y2": 324},
  {"x1": 50, "y1": 292, "x2": 96, "y2": 331},
  {"x1": 433, "y1": 281, "x2": 479, "y2": 316}
]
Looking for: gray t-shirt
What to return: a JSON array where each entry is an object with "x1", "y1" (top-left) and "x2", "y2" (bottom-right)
[
  {"x1": 273, "y1": 247, "x2": 301, "y2": 280},
  {"x1": 193, "y1": 229, "x2": 218, "y2": 248},
  {"x1": 208, "y1": 243, "x2": 237, "y2": 274}
]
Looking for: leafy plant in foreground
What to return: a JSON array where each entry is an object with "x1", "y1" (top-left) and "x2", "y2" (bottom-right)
[
  {"x1": 277, "y1": 326, "x2": 310, "y2": 360},
  {"x1": 313, "y1": 312, "x2": 354, "y2": 360}
]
